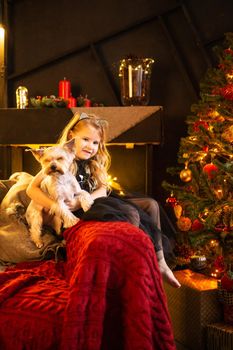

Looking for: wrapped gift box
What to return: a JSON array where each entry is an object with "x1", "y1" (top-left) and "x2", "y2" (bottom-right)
[
  {"x1": 164, "y1": 269, "x2": 223, "y2": 350},
  {"x1": 207, "y1": 323, "x2": 233, "y2": 350}
]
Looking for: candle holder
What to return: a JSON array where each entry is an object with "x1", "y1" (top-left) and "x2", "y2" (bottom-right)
[
  {"x1": 119, "y1": 57, "x2": 154, "y2": 106},
  {"x1": 190, "y1": 255, "x2": 207, "y2": 271},
  {"x1": 16, "y1": 86, "x2": 28, "y2": 109}
]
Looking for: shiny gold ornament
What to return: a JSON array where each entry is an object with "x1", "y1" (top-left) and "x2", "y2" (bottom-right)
[
  {"x1": 226, "y1": 73, "x2": 233, "y2": 83},
  {"x1": 174, "y1": 204, "x2": 183, "y2": 219},
  {"x1": 182, "y1": 153, "x2": 189, "y2": 159},
  {"x1": 16, "y1": 86, "x2": 28, "y2": 109},
  {"x1": 214, "y1": 186, "x2": 224, "y2": 200},
  {"x1": 222, "y1": 125, "x2": 233, "y2": 143},
  {"x1": 180, "y1": 167, "x2": 192, "y2": 182},
  {"x1": 209, "y1": 110, "x2": 219, "y2": 118},
  {"x1": 199, "y1": 209, "x2": 209, "y2": 222},
  {"x1": 177, "y1": 216, "x2": 192, "y2": 231}
]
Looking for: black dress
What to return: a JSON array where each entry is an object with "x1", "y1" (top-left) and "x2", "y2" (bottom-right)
[{"x1": 73, "y1": 160, "x2": 163, "y2": 252}]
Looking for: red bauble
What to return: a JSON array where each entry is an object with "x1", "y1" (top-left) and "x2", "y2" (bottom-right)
[
  {"x1": 213, "y1": 256, "x2": 225, "y2": 272},
  {"x1": 203, "y1": 145, "x2": 209, "y2": 152},
  {"x1": 191, "y1": 219, "x2": 204, "y2": 231},
  {"x1": 220, "y1": 84, "x2": 233, "y2": 101},
  {"x1": 193, "y1": 120, "x2": 209, "y2": 132},
  {"x1": 166, "y1": 195, "x2": 177, "y2": 207},
  {"x1": 214, "y1": 224, "x2": 229, "y2": 232},
  {"x1": 203, "y1": 163, "x2": 218, "y2": 179},
  {"x1": 224, "y1": 48, "x2": 233, "y2": 56},
  {"x1": 221, "y1": 271, "x2": 233, "y2": 291}
]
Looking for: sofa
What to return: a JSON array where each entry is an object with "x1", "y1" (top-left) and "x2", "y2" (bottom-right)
[{"x1": 0, "y1": 180, "x2": 176, "y2": 350}]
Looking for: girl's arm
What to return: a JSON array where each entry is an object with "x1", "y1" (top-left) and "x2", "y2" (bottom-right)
[
  {"x1": 90, "y1": 185, "x2": 107, "y2": 200},
  {"x1": 26, "y1": 170, "x2": 55, "y2": 210}
]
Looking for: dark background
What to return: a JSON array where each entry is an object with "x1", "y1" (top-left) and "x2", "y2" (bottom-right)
[{"x1": 3, "y1": 0, "x2": 233, "y2": 207}]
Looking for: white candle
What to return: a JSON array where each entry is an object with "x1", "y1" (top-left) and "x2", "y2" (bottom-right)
[
  {"x1": 128, "y1": 64, "x2": 133, "y2": 98},
  {"x1": 137, "y1": 66, "x2": 142, "y2": 96},
  {"x1": 0, "y1": 26, "x2": 5, "y2": 76}
]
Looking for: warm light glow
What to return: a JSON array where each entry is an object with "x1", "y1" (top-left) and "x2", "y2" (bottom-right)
[
  {"x1": 210, "y1": 239, "x2": 219, "y2": 247},
  {"x1": 227, "y1": 73, "x2": 233, "y2": 80},
  {"x1": 0, "y1": 26, "x2": 5, "y2": 70},
  {"x1": 211, "y1": 268, "x2": 221, "y2": 279},
  {"x1": 107, "y1": 175, "x2": 123, "y2": 193},
  {"x1": 0, "y1": 26, "x2": 5, "y2": 40}
]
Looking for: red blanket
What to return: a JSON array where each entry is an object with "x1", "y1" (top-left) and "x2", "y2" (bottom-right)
[{"x1": 0, "y1": 221, "x2": 175, "y2": 350}]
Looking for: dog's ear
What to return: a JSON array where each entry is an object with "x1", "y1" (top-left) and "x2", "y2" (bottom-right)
[
  {"x1": 63, "y1": 138, "x2": 75, "y2": 153},
  {"x1": 25, "y1": 148, "x2": 45, "y2": 161}
]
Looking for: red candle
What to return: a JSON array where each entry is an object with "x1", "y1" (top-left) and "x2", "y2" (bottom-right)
[
  {"x1": 58, "y1": 78, "x2": 71, "y2": 99},
  {"x1": 84, "y1": 97, "x2": 91, "y2": 107},
  {"x1": 67, "y1": 95, "x2": 77, "y2": 108}
]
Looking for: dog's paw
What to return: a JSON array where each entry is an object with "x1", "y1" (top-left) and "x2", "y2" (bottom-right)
[
  {"x1": 79, "y1": 192, "x2": 94, "y2": 212},
  {"x1": 63, "y1": 214, "x2": 79, "y2": 228},
  {"x1": 5, "y1": 203, "x2": 25, "y2": 220},
  {"x1": 36, "y1": 241, "x2": 44, "y2": 249},
  {"x1": 31, "y1": 237, "x2": 44, "y2": 249}
]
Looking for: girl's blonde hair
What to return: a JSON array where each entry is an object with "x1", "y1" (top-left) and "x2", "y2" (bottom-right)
[{"x1": 58, "y1": 112, "x2": 111, "y2": 191}]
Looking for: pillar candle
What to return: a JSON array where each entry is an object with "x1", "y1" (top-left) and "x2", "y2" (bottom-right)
[
  {"x1": 58, "y1": 78, "x2": 71, "y2": 99},
  {"x1": 84, "y1": 97, "x2": 91, "y2": 107},
  {"x1": 67, "y1": 95, "x2": 77, "y2": 108}
]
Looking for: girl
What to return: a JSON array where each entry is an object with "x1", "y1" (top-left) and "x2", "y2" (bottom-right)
[{"x1": 27, "y1": 112, "x2": 180, "y2": 288}]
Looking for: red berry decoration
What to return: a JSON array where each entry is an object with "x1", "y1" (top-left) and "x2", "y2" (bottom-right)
[
  {"x1": 221, "y1": 270, "x2": 233, "y2": 291},
  {"x1": 203, "y1": 163, "x2": 218, "y2": 179},
  {"x1": 220, "y1": 84, "x2": 233, "y2": 101},
  {"x1": 193, "y1": 120, "x2": 209, "y2": 132}
]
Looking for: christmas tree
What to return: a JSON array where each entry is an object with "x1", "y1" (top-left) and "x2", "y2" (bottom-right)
[{"x1": 163, "y1": 33, "x2": 233, "y2": 271}]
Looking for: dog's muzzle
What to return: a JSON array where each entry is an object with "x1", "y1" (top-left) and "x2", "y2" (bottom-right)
[{"x1": 46, "y1": 164, "x2": 64, "y2": 175}]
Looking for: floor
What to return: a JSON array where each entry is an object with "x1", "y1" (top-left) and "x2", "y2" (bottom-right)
[{"x1": 175, "y1": 341, "x2": 190, "y2": 350}]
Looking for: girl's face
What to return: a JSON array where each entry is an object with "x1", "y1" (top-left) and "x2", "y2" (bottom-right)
[{"x1": 70, "y1": 124, "x2": 101, "y2": 160}]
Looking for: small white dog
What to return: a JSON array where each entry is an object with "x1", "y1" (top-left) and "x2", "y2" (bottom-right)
[{"x1": 26, "y1": 139, "x2": 93, "y2": 248}]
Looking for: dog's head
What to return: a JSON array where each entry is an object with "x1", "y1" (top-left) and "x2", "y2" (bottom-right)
[{"x1": 28, "y1": 139, "x2": 76, "y2": 175}]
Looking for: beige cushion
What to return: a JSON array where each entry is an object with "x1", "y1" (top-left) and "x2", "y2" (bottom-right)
[{"x1": 0, "y1": 180, "x2": 16, "y2": 203}]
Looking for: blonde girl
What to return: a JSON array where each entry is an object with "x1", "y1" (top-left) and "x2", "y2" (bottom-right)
[
  {"x1": 27, "y1": 112, "x2": 180, "y2": 288},
  {"x1": 27, "y1": 113, "x2": 111, "y2": 211}
]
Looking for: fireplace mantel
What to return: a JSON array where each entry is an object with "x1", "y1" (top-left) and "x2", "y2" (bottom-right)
[{"x1": 0, "y1": 106, "x2": 163, "y2": 146}]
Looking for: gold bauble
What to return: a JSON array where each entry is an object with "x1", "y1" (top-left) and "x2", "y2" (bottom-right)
[
  {"x1": 180, "y1": 168, "x2": 192, "y2": 182},
  {"x1": 174, "y1": 204, "x2": 183, "y2": 219},
  {"x1": 177, "y1": 216, "x2": 192, "y2": 231}
]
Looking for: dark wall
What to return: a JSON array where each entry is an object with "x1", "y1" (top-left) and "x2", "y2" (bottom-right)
[{"x1": 6, "y1": 0, "x2": 233, "y2": 204}]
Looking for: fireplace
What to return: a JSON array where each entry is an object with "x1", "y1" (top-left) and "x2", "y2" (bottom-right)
[{"x1": 0, "y1": 106, "x2": 163, "y2": 195}]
